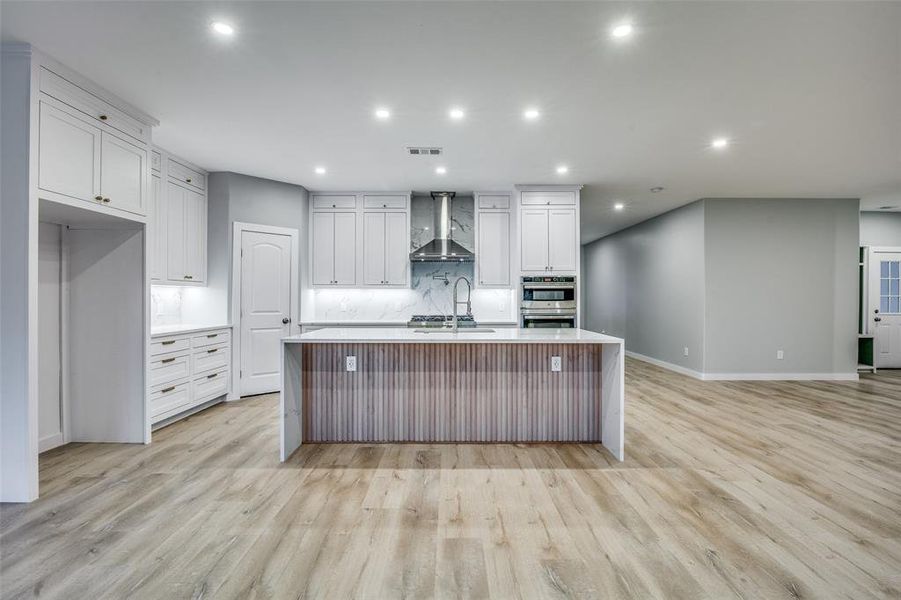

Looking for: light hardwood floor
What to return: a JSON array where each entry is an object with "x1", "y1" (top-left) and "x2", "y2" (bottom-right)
[{"x1": 2, "y1": 359, "x2": 900, "y2": 599}]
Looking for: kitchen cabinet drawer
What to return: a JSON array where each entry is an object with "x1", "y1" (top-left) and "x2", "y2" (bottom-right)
[
  {"x1": 150, "y1": 381, "x2": 191, "y2": 419},
  {"x1": 363, "y1": 194, "x2": 407, "y2": 209},
  {"x1": 149, "y1": 352, "x2": 190, "y2": 388},
  {"x1": 192, "y1": 329, "x2": 230, "y2": 348},
  {"x1": 150, "y1": 336, "x2": 190, "y2": 356},
  {"x1": 168, "y1": 159, "x2": 206, "y2": 191},
  {"x1": 192, "y1": 342, "x2": 229, "y2": 374},
  {"x1": 521, "y1": 191, "x2": 576, "y2": 206},
  {"x1": 478, "y1": 194, "x2": 510, "y2": 210},
  {"x1": 193, "y1": 369, "x2": 228, "y2": 403},
  {"x1": 312, "y1": 195, "x2": 356, "y2": 210},
  {"x1": 40, "y1": 67, "x2": 149, "y2": 143},
  {"x1": 151, "y1": 150, "x2": 161, "y2": 172}
]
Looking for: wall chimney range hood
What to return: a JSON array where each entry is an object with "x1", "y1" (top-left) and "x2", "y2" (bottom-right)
[{"x1": 410, "y1": 191, "x2": 474, "y2": 262}]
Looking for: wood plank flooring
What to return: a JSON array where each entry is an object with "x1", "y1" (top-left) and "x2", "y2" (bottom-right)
[{"x1": 2, "y1": 358, "x2": 900, "y2": 599}]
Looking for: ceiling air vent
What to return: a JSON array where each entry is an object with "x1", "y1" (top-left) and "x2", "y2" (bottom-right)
[{"x1": 407, "y1": 146, "x2": 443, "y2": 156}]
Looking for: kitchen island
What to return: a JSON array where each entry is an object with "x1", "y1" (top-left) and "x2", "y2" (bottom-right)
[{"x1": 280, "y1": 328, "x2": 624, "y2": 461}]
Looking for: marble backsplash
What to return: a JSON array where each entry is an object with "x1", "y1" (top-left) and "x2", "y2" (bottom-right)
[
  {"x1": 303, "y1": 195, "x2": 516, "y2": 324},
  {"x1": 303, "y1": 262, "x2": 517, "y2": 323}
]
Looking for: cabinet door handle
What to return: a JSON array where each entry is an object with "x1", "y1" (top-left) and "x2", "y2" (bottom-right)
[
  {"x1": 161, "y1": 386, "x2": 175, "y2": 393},
  {"x1": 332, "y1": 204, "x2": 337, "y2": 208},
  {"x1": 99, "y1": 114, "x2": 108, "y2": 121},
  {"x1": 207, "y1": 334, "x2": 218, "y2": 338},
  {"x1": 207, "y1": 373, "x2": 218, "y2": 379},
  {"x1": 161, "y1": 340, "x2": 176, "y2": 346},
  {"x1": 186, "y1": 178, "x2": 192, "y2": 183},
  {"x1": 95, "y1": 195, "x2": 103, "y2": 201},
  {"x1": 161, "y1": 357, "x2": 176, "y2": 364},
  {"x1": 207, "y1": 348, "x2": 218, "y2": 354},
  {"x1": 102, "y1": 198, "x2": 111, "y2": 203},
  {"x1": 184, "y1": 275, "x2": 193, "y2": 280}
]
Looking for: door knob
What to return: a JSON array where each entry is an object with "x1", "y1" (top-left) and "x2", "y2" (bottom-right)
[
  {"x1": 874, "y1": 317, "x2": 882, "y2": 322},
  {"x1": 282, "y1": 317, "x2": 291, "y2": 324}
]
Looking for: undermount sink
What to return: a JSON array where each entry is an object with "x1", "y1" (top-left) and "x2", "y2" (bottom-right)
[{"x1": 413, "y1": 328, "x2": 496, "y2": 334}]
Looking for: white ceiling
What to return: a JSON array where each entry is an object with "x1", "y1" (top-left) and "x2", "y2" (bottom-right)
[{"x1": 3, "y1": 1, "x2": 900, "y2": 242}]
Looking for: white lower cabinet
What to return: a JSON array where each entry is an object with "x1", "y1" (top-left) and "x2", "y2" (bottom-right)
[{"x1": 149, "y1": 327, "x2": 231, "y2": 426}]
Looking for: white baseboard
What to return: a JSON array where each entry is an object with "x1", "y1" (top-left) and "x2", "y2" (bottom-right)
[
  {"x1": 702, "y1": 372, "x2": 859, "y2": 382},
  {"x1": 625, "y1": 351, "x2": 860, "y2": 382},
  {"x1": 625, "y1": 351, "x2": 705, "y2": 380},
  {"x1": 38, "y1": 432, "x2": 64, "y2": 453}
]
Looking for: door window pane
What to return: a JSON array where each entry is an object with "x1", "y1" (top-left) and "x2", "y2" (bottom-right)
[{"x1": 879, "y1": 260, "x2": 900, "y2": 314}]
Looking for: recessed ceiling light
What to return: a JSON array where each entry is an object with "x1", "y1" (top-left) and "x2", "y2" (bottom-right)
[
  {"x1": 711, "y1": 137, "x2": 730, "y2": 149},
  {"x1": 611, "y1": 23, "x2": 633, "y2": 38},
  {"x1": 523, "y1": 108, "x2": 540, "y2": 121},
  {"x1": 449, "y1": 108, "x2": 465, "y2": 120},
  {"x1": 650, "y1": 186, "x2": 664, "y2": 193},
  {"x1": 211, "y1": 21, "x2": 235, "y2": 36},
  {"x1": 374, "y1": 108, "x2": 391, "y2": 120},
  {"x1": 435, "y1": 166, "x2": 447, "y2": 175},
  {"x1": 614, "y1": 202, "x2": 625, "y2": 211},
  {"x1": 556, "y1": 165, "x2": 569, "y2": 174},
  {"x1": 314, "y1": 166, "x2": 326, "y2": 175}
]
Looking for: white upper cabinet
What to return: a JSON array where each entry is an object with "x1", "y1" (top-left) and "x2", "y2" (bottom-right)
[
  {"x1": 100, "y1": 132, "x2": 146, "y2": 215},
  {"x1": 477, "y1": 211, "x2": 511, "y2": 287},
  {"x1": 363, "y1": 212, "x2": 387, "y2": 285},
  {"x1": 518, "y1": 187, "x2": 580, "y2": 274},
  {"x1": 520, "y1": 209, "x2": 550, "y2": 272},
  {"x1": 165, "y1": 181, "x2": 206, "y2": 284},
  {"x1": 384, "y1": 212, "x2": 408, "y2": 285},
  {"x1": 333, "y1": 212, "x2": 357, "y2": 285},
  {"x1": 363, "y1": 211, "x2": 409, "y2": 286},
  {"x1": 547, "y1": 209, "x2": 576, "y2": 272},
  {"x1": 38, "y1": 101, "x2": 101, "y2": 203},
  {"x1": 149, "y1": 174, "x2": 164, "y2": 281},
  {"x1": 311, "y1": 211, "x2": 357, "y2": 286},
  {"x1": 309, "y1": 192, "x2": 409, "y2": 288}
]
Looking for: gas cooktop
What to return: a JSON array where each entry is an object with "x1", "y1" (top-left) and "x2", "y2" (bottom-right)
[{"x1": 407, "y1": 315, "x2": 476, "y2": 328}]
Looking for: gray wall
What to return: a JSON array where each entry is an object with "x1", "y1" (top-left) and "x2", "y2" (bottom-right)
[
  {"x1": 206, "y1": 172, "x2": 309, "y2": 319},
  {"x1": 703, "y1": 198, "x2": 859, "y2": 375},
  {"x1": 582, "y1": 201, "x2": 706, "y2": 373},
  {"x1": 860, "y1": 211, "x2": 901, "y2": 247}
]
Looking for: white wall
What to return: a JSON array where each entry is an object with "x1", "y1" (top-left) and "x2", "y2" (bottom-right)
[
  {"x1": 581, "y1": 198, "x2": 860, "y2": 379},
  {"x1": 860, "y1": 211, "x2": 901, "y2": 247},
  {"x1": 582, "y1": 201, "x2": 706, "y2": 373},
  {"x1": 1, "y1": 45, "x2": 38, "y2": 502},
  {"x1": 704, "y1": 198, "x2": 859, "y2": 376}
]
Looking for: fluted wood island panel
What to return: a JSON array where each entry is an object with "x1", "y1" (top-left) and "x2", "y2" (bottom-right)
[
  {"x1": 301, "y1": 343, "x2": 601, "y2": 443},
  {"x1": 281, "y1": 328, "x2": 625, "y2": 461}
]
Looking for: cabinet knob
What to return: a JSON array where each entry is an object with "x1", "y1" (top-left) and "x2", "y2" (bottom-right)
[
  {"x1": 102, "y1": 198, "x2": 111, "y2": 203},
  {"x1": 332, "y1": 204, "x2": 337, "y2": 208},
  {"x1": 186, "y1": 178, "x2": 192, "y2": 183},
  {"x1": 282, "y1": 317, "x2": 291, "y2": 324},
  {"x1": 184, "y1": 275, "x2": 193, "y2": 280},
  {"x1": 383, "y1": 204, "x2": 387, "y2": 208},
  {"x1": 99, "y1": 115, "x2": 108, "y2": 121},
  {"x1": 95, "y1": 195, "x2": 103, "y2": 201}
]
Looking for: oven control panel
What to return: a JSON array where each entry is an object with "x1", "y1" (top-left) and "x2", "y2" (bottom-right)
[{"x1": 521, "y1": 276, "x2": 576, "y2": 283}]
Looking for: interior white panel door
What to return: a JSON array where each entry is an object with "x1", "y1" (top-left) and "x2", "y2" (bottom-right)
[
  {"x1": 363, "y1": 212, "x2": 386, "y2": 285},
  {"x1": 311, "y1": 212, "x2": 335, "y2": 285},
  {"x1": 100, "y1": 132, "x2": 146, "y2": 215},
  {"x1": 870, "y1": 251, "x2": 901, "y2": 368},
  {"x1": 548, "y1": 209, "x2": 576, "y2": 272},
  {"x1": 38, "y1": 222, "x2": 63, "y2": 452},
  {"x1": 384, "y1": 212, "x2": 408, "y2": 285},
  {"x1": 520, "y1": 209, "x2": 549, "y2": 272},
  {"x1": 149, "y1": 174, "x2": 163, "y2": 281},
  {"x1": 333, "y1": 212, "x2": 357, "y2": 285},
  {"x1": 38, "y1": 101, "x2": 101, "y2": 202},
  {"x1": 165, "y1": 181, "x2": 187, "y2": 281},
  {"x1": 240, "y1": 230, "x2": 293, "y2": 395}
]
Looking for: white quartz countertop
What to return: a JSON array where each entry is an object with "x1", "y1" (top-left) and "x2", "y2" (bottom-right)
[
  {"x1": 151, "y1": 323, "x2": 232, "y2": 337},
  {"x1": 283, "y1": 327, "x2": 623, "y2": 345}
]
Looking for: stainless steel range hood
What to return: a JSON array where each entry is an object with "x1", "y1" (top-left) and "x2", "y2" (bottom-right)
[{"x1": 410, "y1": 191, "x2": 474, "y2": 262}]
